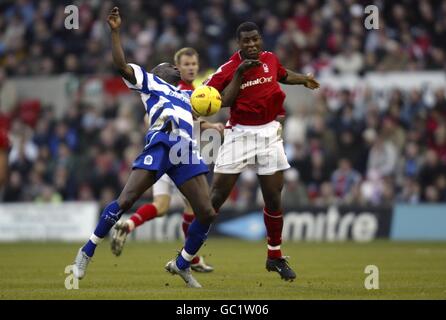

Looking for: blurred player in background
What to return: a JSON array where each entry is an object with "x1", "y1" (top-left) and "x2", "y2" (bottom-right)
[
  {"x1": 72, "y1": 7, "x2": 221, "y2": 288},
  {"x1": 111, "y1": 47, "x2": 224, "y2": 273},
  {"x1": 205, "y1": 22, "x2": 319, "y2": 281}
]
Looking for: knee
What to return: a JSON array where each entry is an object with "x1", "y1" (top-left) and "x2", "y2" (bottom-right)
[
  {"x1": 153, "y1": 196, "x2": 170, "y2": 216},
  {"x1": 210, "y1": 188, "x2": 227, "y2": 211},
  {"x1": 195, "y1": 206, "x2": 218, "y2": 225},
  {"x1": 183, "y1": 200, "x2": 193, "y2": 215},
  {"x1": 117, "y1": 194, "x2": 137, "y2": 212}
]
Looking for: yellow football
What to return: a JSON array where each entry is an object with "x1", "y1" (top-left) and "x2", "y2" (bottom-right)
[{"x1": 190, "y1": 85, "x2": 222, "y2": 117}]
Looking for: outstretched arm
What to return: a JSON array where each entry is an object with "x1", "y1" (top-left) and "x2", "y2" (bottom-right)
[
  {"x1": 200, "y1": 120, "x2": 225, "y2": 134},
  {"x1": 279, "y1": 69, "x2": 320, "y2": 90},
  {"x1": 220, "y1": 59, "x2": 261, "y2": 108},
  {"x1": 107, "y1": 7, "x2": 136, "y2": 84}
]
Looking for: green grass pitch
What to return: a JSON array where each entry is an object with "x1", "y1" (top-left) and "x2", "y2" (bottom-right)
[{"x1": 1, "y1": 239, "x2": 445, "y2": 299}]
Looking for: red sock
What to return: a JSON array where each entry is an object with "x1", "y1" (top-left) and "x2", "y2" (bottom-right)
[
  {"x1": 130, "y1": 203, "x2": 158, "y2": 228},
  {"x1": 182, "y1": 213, "x2": 200, "y2": 264},
  {"x1": 263, "y1": 207, "x2": 283, "y2": 259},
  {"x1": 182, "y1": 213, "x2": 194, "y2": 238}
]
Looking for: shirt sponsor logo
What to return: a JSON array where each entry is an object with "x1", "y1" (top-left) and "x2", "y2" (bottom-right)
[
  {"x1": 240, "y1": 76, "x2": 273, "y2": 90},
  {"x1": 168, "y1": 91, "x2": 190, "y2": 104}
]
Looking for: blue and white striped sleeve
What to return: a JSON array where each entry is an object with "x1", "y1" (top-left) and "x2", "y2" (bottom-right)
[{"x1": 122, "y1": 63, "x2": 152, "y2": 93}]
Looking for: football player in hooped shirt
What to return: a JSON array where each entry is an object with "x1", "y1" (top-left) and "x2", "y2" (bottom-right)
[
  {"x1": 205, "y1": 22, "x2": 320, "y2": 281},
  {"x1": 71, "y1": 7, "x2": 249, "y2": 288},
  {"x1": 110, "y1": 47, "x2": 223, "y2": 273}
]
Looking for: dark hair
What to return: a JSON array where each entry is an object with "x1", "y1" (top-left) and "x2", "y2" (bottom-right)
[{"x1": 236, "y1": 22, "x2": 260, "y2": 39}]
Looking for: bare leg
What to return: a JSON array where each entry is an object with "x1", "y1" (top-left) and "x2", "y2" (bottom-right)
[
  {"x1": 257, "y1": 170, "x2": 284, "y2": 212},
  {"x1": 210, "y1": 173, "x2": 240, "y2": 211},
  {"x1": 177, "y1": 174, "x2": 217, "y2": 225},
  {"x1": 117, "y1": 169, "x2": 157, "y2": 212}
]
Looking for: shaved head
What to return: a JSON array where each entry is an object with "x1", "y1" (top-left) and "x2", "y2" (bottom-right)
[{"x1": 151, "y1": 62, "x2": 181, "y2": 86}]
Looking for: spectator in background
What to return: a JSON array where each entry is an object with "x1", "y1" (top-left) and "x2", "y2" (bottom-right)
[
  {"x1": 367, "y1": 135, "x2": 398, "y2": 178},
  {"x1": 401, "y1": 89, "x2": 426, "y2": 128},
  {"x1": 1, "y1": 0, "x2": 446, "y2": 207},
  {"x1": 331, "y1": 158, "x2": 361, "y2": 200},
  {"x1": 360, "y1": 169, "x2": 385, "y2": 206},
  {"x1": 435, "y1": 174, "x2": 446, "y2": 201},
  {"x1": 418, "y1": 150, "x2": 446, "y2": 198},
  {"x1": 8, "y1": 122, "x2": 38, "y2": 179},
  {"x1": 0, "y1": 0, "x2": 445, "y2": 76},
  {"x1": 35, "y1": 184, "x2": 62, "y2": 203},
  {"x1": 397, "y1": 177, "x2": 421, "y2": 204},
  {"x1": 380, "y1": 116, "x2": 406, "y2": 153},
  {"x1": 332, "y1": 39, "x2": 364, "y2": 74},
  {"x1": 307, "y1": 114, "x2": 337, "y2": 159},
  {"x1": 301, "y1": 151, "x2": 331, "y2": 200},
  {"x1": 424, "y1": 185, "x2": 441, "y2": 203},
  {"x1": 3, "y1": 170, "x2": 22, "y2": 202},
  {"x1": 48, "y1": 121, "x2": 78, "y2": 157},
  {"x1": 262, "y1": 15, "x2": 281, "y2": 52},
  {"x1": 313, "y1": 182, "x2": 339, "y2": 207},
  {"x1": 336, "y1": 129, "x2": 360, "y2": 169},
  {"x1": 282, "y1": 168, "x2": 309, "y2": 208},
  {"x1": 378, "y1": 41, "x2": 410, "y2": 71},
  {"x1": 395, "y1": 141, "x2": 423, "y2": 186},
  {"x1": 430, "y1": 125, "x2": 446, "y2": 164}
]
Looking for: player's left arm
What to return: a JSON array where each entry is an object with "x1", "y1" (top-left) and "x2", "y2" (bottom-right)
[{"x1": 279, "y1": 70, "x2": 320, "y2": 89}]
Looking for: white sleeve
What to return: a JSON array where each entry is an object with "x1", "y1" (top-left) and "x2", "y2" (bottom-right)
[{"x1": 122, "y1": 63, "x2": 145, "y2": 91}]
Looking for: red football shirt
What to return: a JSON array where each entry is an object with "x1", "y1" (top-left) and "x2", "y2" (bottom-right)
[
  {"x1": 178, "y1": 80, "x2": 195, "y2": 91},
  {"x1": 205, "y1": 51, "x2": 288, "y2": 126}
]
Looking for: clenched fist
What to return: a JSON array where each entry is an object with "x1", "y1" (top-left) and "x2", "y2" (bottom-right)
[{"x1": 107, "y1": 7, "x2": 121, "y2": 31}]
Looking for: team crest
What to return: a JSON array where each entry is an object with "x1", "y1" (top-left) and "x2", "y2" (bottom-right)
[
  {"x1": 144, "y1": 155, "x2": 153, "y2": 165},
  {"x1": 263, "y1": 63, "x2": 269, "y2": 73}
]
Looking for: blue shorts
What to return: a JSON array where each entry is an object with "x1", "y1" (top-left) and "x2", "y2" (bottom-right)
[{"x1": 132, "y1": 131, "x2": 209, "y2": 187}]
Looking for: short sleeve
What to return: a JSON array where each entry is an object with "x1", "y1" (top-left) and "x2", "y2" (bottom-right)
[
  {"x1": 203, "y1": 63, "x2": 232, "y2": 92},
  {"x1": 275, "y1": 55, "x2": 287, "y2": 81},
  {"x1": 122, "y1": 63, "x2": 146, "y2": 91}
]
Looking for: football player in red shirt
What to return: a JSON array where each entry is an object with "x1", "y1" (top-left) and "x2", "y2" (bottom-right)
[
  {"x1": 205, "y1": 22, "x2": 319, "y2": 281},
  {"x1": 174, "y1": 47, "x2": 198, "y2": 91}
]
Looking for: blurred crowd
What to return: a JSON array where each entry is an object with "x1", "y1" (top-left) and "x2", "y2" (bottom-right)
[
  {"x1": 1, "y1": 0, "x2": 445, "y2": 75},
  {"x1": 1, "y1": 0, "x2": 446, "y2": 208}
]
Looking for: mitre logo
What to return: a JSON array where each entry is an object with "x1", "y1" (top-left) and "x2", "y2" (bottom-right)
[{"x1": 240, "y1": 76, "x2": 273, "y2": 90}]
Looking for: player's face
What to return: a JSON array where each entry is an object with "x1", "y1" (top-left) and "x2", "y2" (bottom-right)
[
  {"x1": 152, "y1": 63, "x2": 181, "y2": 86},
  {"x1": 238, "y1": 30, "x2": 263, "y2": 60},
  {"x1": 177, "y1": 55, "x2": 199, "y2": 83}
]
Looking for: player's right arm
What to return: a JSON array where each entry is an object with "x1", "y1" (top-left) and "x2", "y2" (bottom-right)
[
  {"x1": 107, "y1": 7, "x2": 136, "y2": 85},
  {"x1": 220, "y1": 59, "x2": 261, "y2": 108}
]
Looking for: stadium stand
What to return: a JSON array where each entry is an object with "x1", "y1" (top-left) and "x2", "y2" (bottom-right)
[{"x1": 1, "y1": 0, "x2": 446, "y2": 207}]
